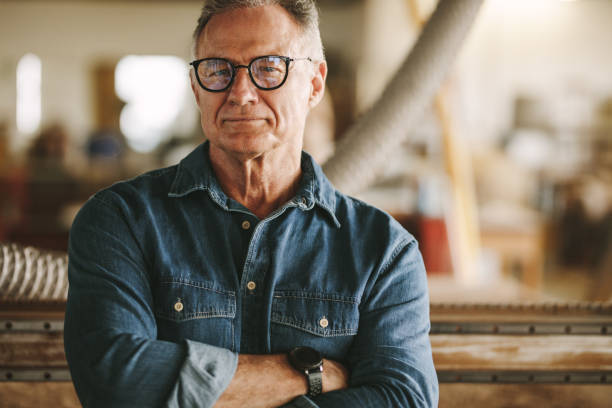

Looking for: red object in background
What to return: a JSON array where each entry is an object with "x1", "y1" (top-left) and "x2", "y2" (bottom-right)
[
  {"x1": 391, "y1": 214, "x2": 452, "y2": 275},
  {"x1": 418, "y1": 217, "x2": 452, "y2": 274}
]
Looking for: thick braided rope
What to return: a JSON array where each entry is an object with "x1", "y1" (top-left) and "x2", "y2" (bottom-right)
[
  {"x1": 0, "y1": 242, "x2": 68, "y2": 301},
  {"x1": 323, "y1": 0, "x2": 484, "y2": 194}
]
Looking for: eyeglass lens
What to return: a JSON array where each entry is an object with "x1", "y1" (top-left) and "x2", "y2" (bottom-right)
[{"x1": 196, "y1": 56, "x2": 287, "y2": 91}]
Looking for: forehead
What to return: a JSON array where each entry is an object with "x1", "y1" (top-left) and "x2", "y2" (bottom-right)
[{"x1": 197, "y1": 5, "x2": 303, "y2": 60}]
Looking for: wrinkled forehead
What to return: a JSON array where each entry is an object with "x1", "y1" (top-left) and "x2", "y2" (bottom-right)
[{"x1": 195, "y1": 5, "x2": 305, "y2": 60}]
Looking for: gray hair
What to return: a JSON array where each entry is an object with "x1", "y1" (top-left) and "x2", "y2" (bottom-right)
[{"x1": 192, "y1": 0, "x2": 324, "y2": 60}]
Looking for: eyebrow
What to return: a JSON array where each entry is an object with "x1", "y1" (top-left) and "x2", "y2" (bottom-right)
[{"x1": 199, "y1": 45, "x2": 290, "y2": 61}]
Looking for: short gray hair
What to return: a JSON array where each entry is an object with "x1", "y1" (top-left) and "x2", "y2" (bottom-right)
[{"x1": 192, "y1": 0, "x2": 324, "y2": 60}]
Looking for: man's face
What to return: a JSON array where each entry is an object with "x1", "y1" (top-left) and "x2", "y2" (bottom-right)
[{"x1": 191, "y1": 5, "x2": 326, "y2": 160}]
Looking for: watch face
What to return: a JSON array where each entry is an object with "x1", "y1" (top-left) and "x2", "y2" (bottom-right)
[{"x1": 290, "y1": 346, "x2": 322, "y2": 370}]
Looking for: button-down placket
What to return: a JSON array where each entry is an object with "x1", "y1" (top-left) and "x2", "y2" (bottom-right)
[{"x1": 238, "y1": 200, "x2": 303, "y2": 354}]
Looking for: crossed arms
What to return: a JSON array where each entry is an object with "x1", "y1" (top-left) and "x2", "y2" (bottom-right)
[{"x1": 64, "y1": 194, "x2": 438, "y2": 407}]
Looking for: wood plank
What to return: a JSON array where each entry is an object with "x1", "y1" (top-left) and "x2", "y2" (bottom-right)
[
  {"x1": 1, "y1": 382, "x2": 611, "y2": 408},
  {"x1": 432, "y1": 334, "x2": 612, "y2": 371},
  {"x1": 0, "y1": 382, "x2": 79, "y2": 408},
  {"x1": 3, "y1": 331, "x2": 612, "y2": 373},
  {"x1": 439, "y1": 384, "x2": 612, "y2": 408},
  {"x1": 0, "y1": 332, "x2": 67, "y2": 368}
]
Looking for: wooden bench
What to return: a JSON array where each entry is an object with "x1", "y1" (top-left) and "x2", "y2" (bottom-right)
[
  {"x1": 1, "y1": 300, "x2": 611, "y2": 407},
  {"x1": 2, "y1": 244, "x2": 611, "y2": 406}
]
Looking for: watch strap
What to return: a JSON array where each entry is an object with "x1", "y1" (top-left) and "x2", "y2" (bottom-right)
[{"x1": 306, "y1": 367, "x2": 322, "y2": 397}]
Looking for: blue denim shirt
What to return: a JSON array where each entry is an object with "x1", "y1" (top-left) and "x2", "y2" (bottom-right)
[{"x1": 64, "y1": 142, "x2": 438, "y2": 407}]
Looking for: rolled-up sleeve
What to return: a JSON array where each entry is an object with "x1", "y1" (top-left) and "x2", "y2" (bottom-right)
[
  {"x1": 64, "y1": 194, "x2": 237, "y2": 408},
  {"x1": 284, "y1": 238, "x2": 438, "y2": 408}
]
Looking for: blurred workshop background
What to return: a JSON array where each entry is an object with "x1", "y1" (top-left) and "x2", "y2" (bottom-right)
[{"x1": 0, "y1": 0, "x2": 611, "y2": 303}]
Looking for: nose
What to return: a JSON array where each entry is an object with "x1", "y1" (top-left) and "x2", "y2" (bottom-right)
[{"x1": 227, "y1": 67, "x2": 258, "y2": 106}]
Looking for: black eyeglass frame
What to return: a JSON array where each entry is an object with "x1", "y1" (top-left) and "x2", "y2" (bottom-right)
[{"x1": 189, "y1": 55, "x2": 312, "y2": 92}]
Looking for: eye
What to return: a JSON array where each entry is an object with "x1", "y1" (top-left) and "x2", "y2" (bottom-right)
[
  {"x1": 200, "y1": 60, "x2": 232, "y2": 78},
  {"x1": 207, "y1": 68, "x2": 231, "y2": 78},
  {"x1": 259, "y1": 66, "x2": 282, "y2": 73},
  {"x1": 253, "y1": 57, "x2": 285, "y2": 74}
]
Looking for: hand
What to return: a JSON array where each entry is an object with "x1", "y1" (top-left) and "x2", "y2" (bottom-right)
[
  {"x1": 322, "y1": 358, "x2": 349, "y2": 392},
  {"x1": 213, "y1": 355, "x2": 350, "y2": 408}
]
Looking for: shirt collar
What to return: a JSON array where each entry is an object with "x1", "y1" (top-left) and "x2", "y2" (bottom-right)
[{"x1": 168, "y1": 141, "x2": 340, "y2": 227}]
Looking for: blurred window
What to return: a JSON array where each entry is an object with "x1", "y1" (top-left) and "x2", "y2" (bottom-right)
[
  {"x1": 115, "y1": 55, "x2": 188, "y2": 153},
  {"x1": 16, "y1": 53, "x2": 42, "y2": 135}
]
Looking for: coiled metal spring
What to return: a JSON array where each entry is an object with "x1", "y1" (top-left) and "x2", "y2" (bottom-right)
[{"x1": 0, "y1": 243, "x2": 68, "y2": 301}]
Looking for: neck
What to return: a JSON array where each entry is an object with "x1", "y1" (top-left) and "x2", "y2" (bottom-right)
[{"x1": 209, "y1": 144, "x2": 302, "y2": 219}]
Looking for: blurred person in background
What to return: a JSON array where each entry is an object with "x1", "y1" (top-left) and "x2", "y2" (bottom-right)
[
  {"x1": 0, "y1": 122, "x2": 23, "y2": 242},
  {"x1": 8, "y1": 124, "x2": 78, "y2": 250}
]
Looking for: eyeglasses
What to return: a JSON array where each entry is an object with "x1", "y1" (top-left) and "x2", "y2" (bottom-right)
[{"x1": 190, "y1": 55, "x2": 312, "y2": 92}]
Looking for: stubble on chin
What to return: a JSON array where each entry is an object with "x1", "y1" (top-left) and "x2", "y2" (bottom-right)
[{"x1": 210, "y1": 129, "x2": 282, "y2": 162}]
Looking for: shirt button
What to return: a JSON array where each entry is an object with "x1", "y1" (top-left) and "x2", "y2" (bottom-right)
[
  {"x1": 241, "y1": 220, "x2": 251, "y2": 230},
  {"x1": 247, "y1": 281, "x2": 256, "y2": 290},
  {"x1": 174, "y1": 300, "x2": 184, "y2": 312},
  {"x1": 319, "y1": 317, "x2": 329, "y2": 328}
]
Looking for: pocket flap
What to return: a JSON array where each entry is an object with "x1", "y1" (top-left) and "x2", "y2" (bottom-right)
[
  {"x1": 271, "y1": 292, "x2": 359, "y2": 337},
  {"x1": 155, "y1": 278, "x2": 236, "y2": 322}
]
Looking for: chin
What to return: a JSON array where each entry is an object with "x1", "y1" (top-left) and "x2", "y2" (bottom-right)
[{"x1": 215, "y1": 134, "x2": 281, "y2": 158}]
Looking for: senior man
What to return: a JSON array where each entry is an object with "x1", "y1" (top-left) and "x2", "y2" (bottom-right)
[{"x1": 64, "y1": 1, "x2": 438, "y2": 407}]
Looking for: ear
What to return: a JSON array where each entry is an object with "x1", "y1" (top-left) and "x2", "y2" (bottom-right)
[
  {"x1": 190, "y1": 70, "x2": 202, "y2": 109},
  {"x1": 308, "y1": 60, "x2": 327, "y2": 109}
]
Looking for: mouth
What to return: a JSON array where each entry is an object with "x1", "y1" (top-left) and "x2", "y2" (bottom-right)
[{"x1": 222, "y1": 118, "x2": 266, "y2": 123}]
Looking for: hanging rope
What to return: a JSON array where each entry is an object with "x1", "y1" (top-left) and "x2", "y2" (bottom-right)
[
  {"x1": 0, "y1": 242, "x2": 69, "y2": 301},
  {"x1": 323, "y1": 0, "x2": 484, "y2": 194}
]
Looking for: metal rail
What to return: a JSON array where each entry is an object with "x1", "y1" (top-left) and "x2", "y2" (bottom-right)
[
  {"x1": 2, "y1": 319, "x2": 610, "y2": 336},
  {"x1": 431, "y1": 322, "x2": 611, "y2": 335},
  {"x1": 437, "y1": 370, "x2": 611, "y2": 384}
]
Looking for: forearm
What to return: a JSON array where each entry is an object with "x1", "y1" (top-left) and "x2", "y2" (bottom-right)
[
  {"x1": 310, "y1": 362, "x2": 437, "y2": 408},
  {"x1": 65, "y1": 323, "x2": 238, "y2": 408},
  {"x1": 214, "y1": 354, "x2": 303, "y2": 408},
  {"x1": 215, "y1": 355, "x2": 348, "y2": 408},
  {"x1": 65, "y1": 328, "x2": 184, "y2": 406},
  {"x1": 303, "y1": 344, "x2": 437, "y2": 407}
]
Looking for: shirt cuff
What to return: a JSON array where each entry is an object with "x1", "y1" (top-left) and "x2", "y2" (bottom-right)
[
  {"x1": 280, "y1": 395, "x2": 320, "y2": 408},
  {"x1": 165, "y1": 339, "x2": 238, "y2": 408}
]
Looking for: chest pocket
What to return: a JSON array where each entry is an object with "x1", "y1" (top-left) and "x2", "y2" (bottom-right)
[
  {"x1": 154, "y1": 278, "x2": 236, "y2": 350},
  {"x1": 270, "y1": 291, "x2": 359, "y2": 361}
]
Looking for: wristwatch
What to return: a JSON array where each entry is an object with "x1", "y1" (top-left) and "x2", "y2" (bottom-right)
[{"x1": 288, "y1": 346, "x2": 323, "y2": 398}]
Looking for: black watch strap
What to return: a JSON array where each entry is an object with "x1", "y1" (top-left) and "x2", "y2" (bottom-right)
[
  {"x1": 288, "y1": 346, "x2": 324, "y2": 398},
  {"x1": 306, "y1": 367, "x2": 323, "y2": 397}
]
